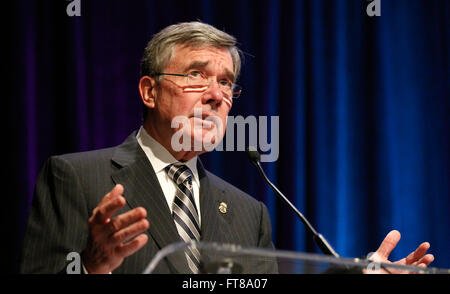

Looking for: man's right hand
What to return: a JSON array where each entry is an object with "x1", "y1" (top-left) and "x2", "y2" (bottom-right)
[{"x1": 81, "y1": 184, "x2": 149, "y2": 274}]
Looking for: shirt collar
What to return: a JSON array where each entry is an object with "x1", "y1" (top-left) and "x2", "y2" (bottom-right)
[{"x1": 136, "y1": 126, "x2": 199, "y2": 183}]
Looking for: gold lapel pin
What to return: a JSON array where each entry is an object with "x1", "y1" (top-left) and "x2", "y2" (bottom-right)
[{"x1": 218, "y1": 202, "x2": 228, "y2": 214}]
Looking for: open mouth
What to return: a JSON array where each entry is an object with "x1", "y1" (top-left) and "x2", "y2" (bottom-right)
[{"x1": 192, "y1": 115, "x2": 215, "y2": 129}]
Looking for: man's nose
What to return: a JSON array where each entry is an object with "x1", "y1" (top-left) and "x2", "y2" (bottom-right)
[{"x1": 202, "y1": 80, "x2": 223, "y2": 106}]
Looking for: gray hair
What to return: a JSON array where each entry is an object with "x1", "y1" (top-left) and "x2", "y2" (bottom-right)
[
  {"x1": 140, "y1": 22, "x2": 242, "y2": 121},
  {"x1": 140, "y1": 21, "x2": 242, "y2": 80}
]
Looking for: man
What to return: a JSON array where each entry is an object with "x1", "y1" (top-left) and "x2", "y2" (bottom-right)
[{"x1": 20, "y1": 22, "x2": 434, "y2": 274}]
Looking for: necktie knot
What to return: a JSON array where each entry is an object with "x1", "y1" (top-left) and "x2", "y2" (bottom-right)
[{"x1": 166, "y1": 164, "x2": 193, "y2": 187}]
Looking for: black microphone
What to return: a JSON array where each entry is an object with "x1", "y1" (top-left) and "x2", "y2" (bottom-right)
[{"x1": 246, "y1": 147, "x2": 340, "y2": 258}]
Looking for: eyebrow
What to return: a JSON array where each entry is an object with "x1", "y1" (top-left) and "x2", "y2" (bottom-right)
[
  {"x1": 184, "y1": 60, "x2": 236, "y2": 82},
  {"x1": 185, "y1": 60, "x2": 209, "y2": 72}
]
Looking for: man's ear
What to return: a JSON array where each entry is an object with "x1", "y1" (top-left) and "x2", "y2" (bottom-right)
[{"x1": 139, "y1": 76, "x2": 157, "y2": 109}]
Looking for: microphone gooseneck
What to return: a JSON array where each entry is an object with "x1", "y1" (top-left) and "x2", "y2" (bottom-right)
[{"x1": 245, "y1": 147, "x2": 340, "y2": 258}]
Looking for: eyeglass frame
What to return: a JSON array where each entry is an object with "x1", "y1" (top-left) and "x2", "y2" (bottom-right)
[{"x1": 153, "y1": 72, "x2": 242, "y2": 99}]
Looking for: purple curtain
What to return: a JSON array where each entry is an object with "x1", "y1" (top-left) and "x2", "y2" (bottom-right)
[{"x1": 5, "y1": 0, "x2": 449, "y2": 273}]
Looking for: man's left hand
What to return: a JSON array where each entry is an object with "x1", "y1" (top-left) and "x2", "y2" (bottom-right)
[{"x1": 366, "y1": 230, "x2": 434, "y2": 274}]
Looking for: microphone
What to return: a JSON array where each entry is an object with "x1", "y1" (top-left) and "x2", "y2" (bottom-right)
[{"x1": 246, "y1": 147, "x2": 340, "y2": 258}]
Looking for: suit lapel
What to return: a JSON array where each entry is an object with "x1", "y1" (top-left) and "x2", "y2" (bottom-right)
[
  {"x1": 197, "y1": 160, "x2": 229, "y2": 243},
  {"x1": 110, "y1": 132, "x2": 190, "y2": 273}
]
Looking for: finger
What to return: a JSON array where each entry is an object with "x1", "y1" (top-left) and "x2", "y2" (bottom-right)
[
  {"x1": 91, "y1": 195, "x2": 126, "y2": 225},
  {"x1": 110, "y1": 218, "x2": 150, "y2": 246},
  {"x1": 91, "y1": 185, "x2": 124, "y2": 218},
  {"x1": 99, "y1": 184, "x2": 124, "y2": 207},
  {"x1": 107, "y1": 207, "x2": 147, "y2": 234},
  {"x1": 405, "y1": 242, "x2": 430, "y2": 264},
  {"x1": 414, "y1": 254, "x2": 434, "y2": 267},
  {"x1": 115, "y1": 234, "x2": 148, "y2": 258},
  {"x1": 375, "y1": 230, "x2": 401, "y2": 260},
  {"x1": 417, "y1": 263, "x2": 427, "y2": 268}
]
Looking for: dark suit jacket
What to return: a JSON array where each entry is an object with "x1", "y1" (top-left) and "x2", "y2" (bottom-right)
[{"x1": 20, "y1": 131, "x2": 276, "y2": 274}]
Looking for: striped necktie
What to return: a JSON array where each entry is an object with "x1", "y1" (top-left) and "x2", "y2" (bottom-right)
[{"x1": 166, "y1": 164, "x2": 201, "y2": 274}]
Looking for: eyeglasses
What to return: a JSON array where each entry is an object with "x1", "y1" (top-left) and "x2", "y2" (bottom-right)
[{"x1": 154, "y1": 71, "x2": 242, "y2": 99}]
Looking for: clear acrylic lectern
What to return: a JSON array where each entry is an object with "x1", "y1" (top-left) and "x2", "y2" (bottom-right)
[{"x1": 142, "y1": 241, "x2": 450, "y2": 274}]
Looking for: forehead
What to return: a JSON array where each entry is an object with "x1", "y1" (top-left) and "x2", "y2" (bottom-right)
[{"x1": 166, "y1": 44, "x2": 234, "y2": 73}]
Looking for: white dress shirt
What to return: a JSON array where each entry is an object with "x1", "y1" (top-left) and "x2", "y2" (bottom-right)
[{"x1": 136, "y1": 126, "x2": 201, "y2": 224}]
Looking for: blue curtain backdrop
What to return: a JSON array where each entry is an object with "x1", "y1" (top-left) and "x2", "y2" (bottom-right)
[{"x1": 5, "y1": 0, "x2": 449, "y2": 272}]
